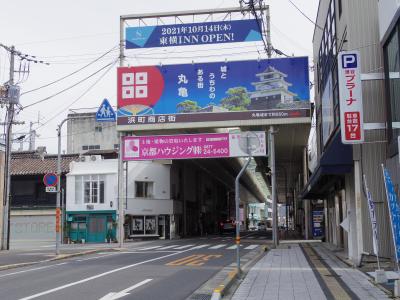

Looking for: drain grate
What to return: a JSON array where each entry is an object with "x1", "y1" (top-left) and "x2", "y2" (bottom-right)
[{"x1": 188, "y1": 294, "x2": 212, "y2": 300}]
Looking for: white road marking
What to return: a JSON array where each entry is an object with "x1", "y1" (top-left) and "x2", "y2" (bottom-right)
[
  {"x1": 76, "y1": 253, "x2": 117, "y2": 262},
  {"x1": 18, "y1": 249, "x2": 192, "y2": 300},
  {"x1": 244, "y1": 245, "x2": 259, "y2": 250},
  {"x1": 157, "y1": 245, "x2": 180, "y2": 250},
  {"x1": 173, "y1": 244, "x2": 195, "y2": 250},
  {"x1": 0, "y1": 263, "x2": 67, "y2": 278},
  {"x1": 136, "y1": 246, "x2": 162, "y2": 251},
  {"x1": 190, "y1": 244, "x2": 210, "y2": 250},
  {"x1": 99, "y1": 279, "x2": 153, "y2": 300},
  {"x1": 209, "y1": 244, "x2": 227, "y2": 249},
  {"x1": 227, "y1": 245, "x2": 242, "y2": 249}
]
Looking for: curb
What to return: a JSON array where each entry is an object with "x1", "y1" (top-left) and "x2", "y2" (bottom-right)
[
  {"x1": 0, "y1": 247, "x2": 119, "y2": 272},
  {"x1": 188, "y1": 245, "x2": 268, "y2": 300},
  {"x1": 213, "y1": 245, "x2": 267, "y2": 299}
]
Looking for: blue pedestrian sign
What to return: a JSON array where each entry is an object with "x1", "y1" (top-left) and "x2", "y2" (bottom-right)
[{"x1": 96, "y1": 99, "x2": 116, "y2": 122}]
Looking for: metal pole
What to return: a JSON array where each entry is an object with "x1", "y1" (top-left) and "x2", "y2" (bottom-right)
[
  {"x1": 235, "y1": 139, "x2": 252, "y2": 277},
  {"x1": 117, "y1": 17, "x2": 125, "y2": 248},
  {"x1": 2, "y1": 46, "x2": 15, "y2": 250},
  {"x1": 235, "y1": 158, "x2": 251, "y2": 276},
  {"x1": 56, "y1": 123, "x2": 62, "y2": 255},
  {"x1": 270, "y1": 126, "x2": 278, "y2": 248}
]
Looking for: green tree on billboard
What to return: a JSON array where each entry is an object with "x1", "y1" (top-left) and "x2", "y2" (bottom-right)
[
  {"x1": 220, "y1": 87, "x2": 251, "y2": 111},
  {"x1": 176, "y1": 100, "x2": 200, "y2": 113}
]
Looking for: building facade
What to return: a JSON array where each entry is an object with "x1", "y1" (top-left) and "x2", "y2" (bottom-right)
[
  {"x1": 66, "y1": 111, "x2": 119, "y2": 154},
  {"x1": 303, "y1": 0, "x2": 398, "y2": 266}
]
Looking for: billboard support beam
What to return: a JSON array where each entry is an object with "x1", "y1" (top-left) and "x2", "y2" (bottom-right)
[
  {"x1": 120, "y1": 6, "x2": 266, "y2": 22},
  {"x1": 269, "y1": 126, "x2": 278, "y2": 248}
]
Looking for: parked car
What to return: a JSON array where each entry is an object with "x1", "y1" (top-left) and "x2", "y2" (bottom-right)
[
  {"x1": 257, "y1": 222, "x2": 266, "y2": 231},
  {"x1": 219, "y1": 219, "x2": 236, "y2": 234}
]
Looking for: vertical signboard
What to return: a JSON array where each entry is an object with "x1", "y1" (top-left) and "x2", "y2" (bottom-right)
[
  {"x1": 382, "y1": 166, "x2": 400, "y2": 266},
  {"x1": 338, "y1": 51, "x2": 364, "y2": 144},
  {"x1": 312, "y1": 210, "x2": 324, "y2": 238}
]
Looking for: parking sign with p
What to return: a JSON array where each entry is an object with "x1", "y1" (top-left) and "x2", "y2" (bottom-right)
[{"x1": 342, "y1": 53, "x2": 357, "y2": 69}]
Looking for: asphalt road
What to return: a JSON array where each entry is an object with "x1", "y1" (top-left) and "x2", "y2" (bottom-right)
[{"x1": 0, "y1": 232, "x2": 270, "y2": 300}]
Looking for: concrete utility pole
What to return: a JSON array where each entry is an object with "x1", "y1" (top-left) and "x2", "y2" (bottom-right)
[
  {"x1": 2, "y1": 46, "x2": 16, "y2": 250},
  {"x1": 117, "y1": 17, "x2": 125, "y2": 248}
]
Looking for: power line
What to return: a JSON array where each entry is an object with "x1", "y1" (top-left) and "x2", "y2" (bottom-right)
[
  {"x1": 22, "y1": 59, "x2": 117, "y2": 110},
  {"x1": 34, "y1": 59, "x2": 118, "y2": 131},
  {"x1": 287, "y1": 0, "x2": 323, "y2": 31},
  {"x1": 21, "y1": 45, "x2": 119, "y2": 95}
]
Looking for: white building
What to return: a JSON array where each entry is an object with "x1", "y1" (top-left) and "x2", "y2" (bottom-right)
[
  {"x1": 66, "y1": 155, "x2": 173, "y2": 242},
  {"x1": 66, "y1": 111, "x2": 119, "y2": 154}
]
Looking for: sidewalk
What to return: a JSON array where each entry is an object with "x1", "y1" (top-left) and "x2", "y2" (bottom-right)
[{"x1": 231, "y1": 242, "x2": 391, "y2": 300}]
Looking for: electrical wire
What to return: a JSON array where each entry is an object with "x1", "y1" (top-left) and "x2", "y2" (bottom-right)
[
  {"x1": 287, "y1": 0, "x2": 323, "y2": 31},
  {"x1": 21, "y1": 45, "x2": 119, "y2": 95},
  {"x1": 34, "y1": 58, "x2": 118, "y2": 131},
  {"x1": 22, "y1": 59, "x2": 118, "y2": 110}
]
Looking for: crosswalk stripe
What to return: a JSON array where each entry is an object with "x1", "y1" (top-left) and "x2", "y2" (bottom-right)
[
  {"x1": 209, "y1": 244, "x2": 227, "y2": 249},
  {"x1": 173, "y1": 244, "x2": 195, "y2": 250},
  {"x1": 190, "y1": 244, "x2": 211, "y2": 250},
  {"x1": 137, "y1": 246, "x2": 163, "y2": 250},
  {"x1": 158, "y1": 245, "x2": 180, "y2": 250},
  {"x1": 244, "y1": 245, "x2": 259, "y2": 250},
  {"x1": 227, "y1": 245, "x2": 242, "y2": 249}
]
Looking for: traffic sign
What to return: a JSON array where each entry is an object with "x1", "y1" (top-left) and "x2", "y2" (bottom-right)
[
  {"x1": 43, "y1": 173, "x2": 58, "y2": 187},
  {"x1": 46, "y1": 186, "x2": 57, "y2": 193},
  {"x1": 96, "y1": 98, "x2": 116, "y2": 122}
]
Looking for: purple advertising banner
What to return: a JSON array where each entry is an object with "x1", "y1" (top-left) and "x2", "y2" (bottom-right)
[{"x1": 123, "y1": 132, "x2": 266, "y2": 161}]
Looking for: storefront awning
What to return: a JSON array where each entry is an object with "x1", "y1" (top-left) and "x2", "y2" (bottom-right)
[{"x1": 301, "y1": 132, "x2": 353, "y2": 199}]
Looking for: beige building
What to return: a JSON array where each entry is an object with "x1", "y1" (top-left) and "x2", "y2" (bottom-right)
[{"x1": 302, "y1": 0, "x2": 400, "y2": 267}]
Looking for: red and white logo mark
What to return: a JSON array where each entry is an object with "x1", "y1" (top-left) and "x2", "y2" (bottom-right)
[{"x1": 122, "y1": 72, "x2": 148, "y2": 99}]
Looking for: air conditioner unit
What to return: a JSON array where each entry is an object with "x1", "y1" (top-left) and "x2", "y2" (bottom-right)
[{"x1": 90, "y1": 155, "x2": 102, "y2": 161}]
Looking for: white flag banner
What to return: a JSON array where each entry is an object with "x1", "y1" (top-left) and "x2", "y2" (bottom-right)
[{"x1": 363, "y1": 174, "x2": 379, "y2": 256}]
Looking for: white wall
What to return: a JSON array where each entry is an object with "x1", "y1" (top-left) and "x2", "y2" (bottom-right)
[
  {"x1": 125, "y1": 161, "x2": 172, "y2": 215},
  {"x1": 66, "y1": 158, "x2": 118, "y2": 212},
  {"x1": 66, "y1": 158, "x2": 173, "y2": 215},
  {"x1": 378, "y1": 0, "x2": 400, "y2": 41}
]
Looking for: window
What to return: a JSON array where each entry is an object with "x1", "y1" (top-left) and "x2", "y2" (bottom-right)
[
  {"x1": 317, "y1": 0, "x2": 339, "y2": 149},
  {"x1": 338, "y1": 0, "x2": 342, "y2": 17},
  {"x1": 95, "y1": 125, "x2": 102, "y2": 132},
  {"x1": 88, "y1": 145, "x2": 100, "y2": 150},
  {"x1": 82, "y1": 145, "x2": 89, "y2": 150},
  {"x1": 384, "y1": 24, "x2": 400, "y2": 155},
  {"x1": 135, "y1": 181, "x2": 153, "y2": 198},
  {"x1": 75, "y1": 175, "x2": 105, "y2": 204}
]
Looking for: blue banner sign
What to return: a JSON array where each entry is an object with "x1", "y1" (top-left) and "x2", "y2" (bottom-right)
[
  {"x1": 312, "y1": 210, "x2": 324, "y2": 238},
  {"x1": 125, "y1": 19, "x2": 262, "y2": 49},
  {"x1": 117, "y1": 57, "x2": 310, "y2": 127},
  {"x1": 382, "y1": 166, "x2": 400, "y2": 263}
]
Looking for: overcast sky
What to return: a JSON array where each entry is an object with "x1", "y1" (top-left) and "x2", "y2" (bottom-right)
[{"x1": 0, "y1": 0, "x2": 318, "y2": 153}]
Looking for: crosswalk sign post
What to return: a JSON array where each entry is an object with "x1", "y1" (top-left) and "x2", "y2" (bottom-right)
[{"x1": 96, "y1": 99, "x2": 116, "y2": 122}]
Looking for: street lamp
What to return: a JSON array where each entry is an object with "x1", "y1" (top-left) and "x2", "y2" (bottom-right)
[{"x1": 56, "y1": 116, "x2": 95, "y2": 255}]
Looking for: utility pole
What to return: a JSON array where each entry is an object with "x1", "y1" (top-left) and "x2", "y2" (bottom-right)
[
  {"x1": 117, "y1": 17, "x2": 126, "y2": 248},
  {"x1": 2, "y1": 46, "x2": 16, "y2": 250}
]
